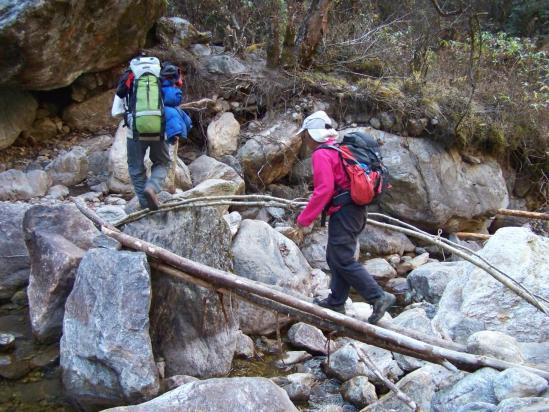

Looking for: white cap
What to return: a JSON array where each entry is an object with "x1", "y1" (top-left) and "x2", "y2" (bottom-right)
[{"x1": 296, "y1": 110, "x2": 338, "y2": 142}]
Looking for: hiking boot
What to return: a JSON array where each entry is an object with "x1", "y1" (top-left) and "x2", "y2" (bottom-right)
[
  {"x1": 368, "y1": 292, "x2": 396, "y2": 324},
  {"x1": 143, "y1": 187, "x2": 160, "y2": 211},
  {"x1": 313, "y1": 297, "x2": 346, "y2": 314}
]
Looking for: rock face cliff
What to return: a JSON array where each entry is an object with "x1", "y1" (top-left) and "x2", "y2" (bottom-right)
[{"x1": 0, "y1": 0, "x2": 165, "y2": 90}]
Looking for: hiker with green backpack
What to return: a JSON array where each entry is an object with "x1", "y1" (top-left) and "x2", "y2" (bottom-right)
[{"x1": 114, "y1": 56, "x2": 191, "y2": 210}]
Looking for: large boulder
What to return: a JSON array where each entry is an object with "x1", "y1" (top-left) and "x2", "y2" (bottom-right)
[
  {"x1": 492, "y1": 367, "x2": 548, "y2": 402},
  {"x1": 237, "y1": 118, "x2": 302, "y2": 189},
  {"x1": 301, "y1": 228, "x2": 329, "y2": 271},
  {"x1": 123, "y1": 207, "x2": 239, "y2": 378},
  {"x1": 0, "y1": 169, "x2": 51, "y2": 201},
  {"x1": 344, "y1": 128, "x2": 509, "y2": 232},
  {"x1": 432, "y1": 228, "x2": 549, "y2": 343},
  {"x1": 0, "y1": 202, "x2": 31, "y2": 301},
  {"x1": 156, "y1": 17, "x2": 211, "y2": 48},
  {"x1": 63, "y1": 89, "x2": 118, "y2": 132},
  {"x1": 188, "y1": 155, "x2": 244, "y2": 192},
  {"x1": 45, "y1": 146, "x2": 89, "y2": 187},
  {"x1": 232, "y1": 219, "x2": 315, "y2": 334},
  {"x1": 23, "y1": 205, "x2": 99, "y2": 342},
  {"x1": 61, "y1": 249, "x2": 159, "y2": 410},
  {"x1": 359, "y1": 223, "x2": 415, "y2": 256},
  {"x1": 207, "y1": 112, "x2": 240, "y2": 159},
  {"x1": 0, "y1": 0, "x2": 165, "y2": 90},
  {"x1": 407, "y1": 261, "x2": 461, "y2": 304},
  {"x1": 0, "y1": 88, "x2": 38, "y2": 149},
  {"x1": 103, "y1": 377, "x2": 298, "y2": 412},
  {"x1": 205, "y1": 55, "x2": 247, "y2": 75}
]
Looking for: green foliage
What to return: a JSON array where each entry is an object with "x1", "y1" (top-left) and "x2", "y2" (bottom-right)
[{"x1": 506, "y1": 0, "x2": 549, "y2": 38}]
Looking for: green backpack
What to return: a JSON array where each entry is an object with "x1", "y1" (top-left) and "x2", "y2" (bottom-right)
[{"x1": 129, "y1": 56, "x2": 164, "y2": 139}]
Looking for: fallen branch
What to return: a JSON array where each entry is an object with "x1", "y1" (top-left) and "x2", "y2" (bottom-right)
[
  {"x1": 351, "y1": 342, "x2": 421, "y2": 412},
  {"x1": 179, "y1": 98, "x2": 218, "y2": 111},
  {"x1": 455, "y1": 232, "x2": 491, "y2": 241},
  {"x1": 496, "y1": 208, "x2": 549, "y2": 221}
]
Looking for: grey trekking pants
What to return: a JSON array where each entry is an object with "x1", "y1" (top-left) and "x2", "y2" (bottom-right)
[
  {"x1": 325, "y1": 203, "x2": 384, "y2": 306},
  {"x1": 127, "y1": 137, "x2": 170, "y2": 208}
]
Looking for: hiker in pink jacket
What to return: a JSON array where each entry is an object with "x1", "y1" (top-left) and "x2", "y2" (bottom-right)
[{"x1": 295, "y1": 111, "x2": 395, "y2": 324}]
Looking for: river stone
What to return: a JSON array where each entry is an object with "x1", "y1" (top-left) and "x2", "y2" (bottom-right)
[
  {"x1": 457, "y1": 402, "x2": 497, "y2": 412},
  {"x1": 346, "y1": 302, "x2": 392, "y2": 324},
  {"x1": 176, "y1": 179, "x2": 241, "y2": 214},
  {"x1": 47, "y1": 184, "x2": 70, "y2": 200},
  {"x1": 188, "y1": 155, "x2": 244, "y2": 193},
  {"x1": 0, "y1": 169, "x2": 51, "y2": 201},
  {"x1": 362, "y1": 367, "x2": 435, "y2": 412},
  {"x1": 45, "y1": 146, "x2": 89, "y2": 186},
  {"x1": 495, "y1": 397, "x2": 549, "y2": 412},
  {"x1": 276, "y1": 351, "x2": 312, "y2": 367},
  {"x1": 343, "y1": 127, "x2": 509, "y2": 232},
  {"x1": 234, "y1": 331, "x2": 254, "y2": 359},
  {"x1": 232, "y1": 219, "x2": 315, "y2": 334},
  {"x1": 0, "y1": 333, "x2": 16, "y2": 353},
  {"x1": 163, "y1": 375, "x2": 199, "y2": 391},
  {"x1": 107, "y1": 124, "x2": 132, "y2": 193},
  {"x1": 206, "y1": 55, "x2": 247, "y2": 74},
  {"x1": 396, "y1": 252, "x2": 430, "y2": 275},
  {"x1": 0, "y1": 0, "x2": 165, "y2": 90},
  {"x1": 431, "y1": 368, "x2": 499, "y2": 412},
  {"x1": 493, "y1": 368, "x2": 548, "y2": 401},
  {"x1": 288, "y1": 322, "x2": 330, "y2": 355},
  {"x1": 407, "y1": 261, "x2": 461, "y2": 304},
  {"x1": 359, "y1": 223, "x2": 415, "y2": 256},
  {"x1": 23, "y1": 204, "x2": 99, "y2": 342},
  {"x1": 0, "y1": 202, "x2": 31, "y2": 302},
  {"x1": 301, "y1": 228, "x2": 329, "y2": 271},
  {"x1": 103, "y1": 377, "x2": 298, "y2": 412},
  {"x1": 518, "y1": 341, "x2": 549, "y2": 370},
  {"x1": 63, "y1": 89, "x2": 118, "y2": 132},
  {"x1": 391, "y1": 307, "x2": 442, "y2": 372},
  {"x1": 61, "y1": 249, "x2": 159, "y2": 410},
  {"x1": 95, "y1": 205, "x2": 127, "y2": 225},
  {"x1": 123, "y1": 207, "x2": 239, "y2": 378},
  {"x1": 272, "y1": 373, "x2": 315, "y2": 402},
  {"x1": 363, "y1": 258, "x2": 397, "y2": 284},
  {"x1": 340, "y1": 375, "x2": 377, "y2": 409},
  {"x1": 0, "y1": 88, "x2": 38, "y2": 149},
  {"x1": 466, "y1": 331, "x2": 525, "y2": 363},
  {"x1": 324, "y1": 341, "x2": 402, "y2": 384},
  {"x1": 433, "y1": 228, "x2": 549, "y2": 343},
  {"x1": 207, "y1": 112, "x2": 240, "y2": 159},
  {"x1": 237, "y1": 117, "x2": 302, "y2": 189}
]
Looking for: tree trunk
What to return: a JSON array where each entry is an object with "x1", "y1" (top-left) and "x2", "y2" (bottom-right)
[
  {"x1": 295, "y1": 0, "x2": 334, "y2": 68},
  {"x1": 266, "y1": 0, "x2": 284, "y2": 68}
]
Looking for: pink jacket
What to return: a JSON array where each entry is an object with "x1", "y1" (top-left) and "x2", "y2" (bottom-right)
[{"x1": 297, "y1": 139, "x2": 350, "y2": 227}]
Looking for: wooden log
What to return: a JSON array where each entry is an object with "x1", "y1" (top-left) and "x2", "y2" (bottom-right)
[
  {"x1": 455, "y1": 232, "x2": 491, "y2": 241},
  {"x1": 100, "y1": 226, "x2": 549, "y2": 380},
  {"x1": 496, "y1": 208, "x2": 549, "y2": 221}
]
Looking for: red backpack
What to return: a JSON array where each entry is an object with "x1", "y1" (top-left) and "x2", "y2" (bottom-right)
[{"x1": 320, "y1": 131, "x2": 390, "y2": 206}]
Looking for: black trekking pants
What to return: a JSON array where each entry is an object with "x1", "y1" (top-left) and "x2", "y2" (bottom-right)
[{"x1": 325, "y1": 203, "x2": 384, "y2": 306}]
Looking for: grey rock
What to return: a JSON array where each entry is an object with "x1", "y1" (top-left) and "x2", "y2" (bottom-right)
[
  {"x1": 92, "y1": 234, "x2": 121, "y2": 250},
  {"x1": 188, "y1": 155, "x2": 244, "y2": 192},
  {"x1": 396, "y1": 252, "x2": 430, "y2": 275},
  {"x1": 223, "y1": 211, "x2": 242, "y2": 237},
  {"x1": 95, "y1": 205, "x2": 127, "y2": 225},
  {"x1": 518, "y1": 341, "x2": 549, "y2": 370},
  {"x1": 190, "y1": 44, "x2": 212, "y2": 56},
  {"x1": 61, "y1": 249, "x2": 159, "y2": 410},
  {"x1": 407, "y1": 118, "x2": 428, "y2": 136},
  {"x1": 495, "y1": 397, "x2": 549, "y2": 412},
  {"x1": 392, "y1": 308, "x2": 442, "y2": 372},
  {"x1": 232, "y1": 219, "x2": 315, "y2": 334},
  {"x1": 324, "y1": 341, "x2": 402, "y2": 384},
  {"x1": 234, "y1": 332, "x2": 255, "y2": 359},
  {"x1": 0, "y1": 169, "x2": 51, "y2": 201},
  {"x1": 0, "y1": 0, "x2": 164, "y2": 90},
  {"x1": 156, "y1": 17, "x2": 211, "y2": 48},
  {"x1": 290, "y1": 157, "x2": 313, "y2": 185},
  {"x1": 407, "y1": 261, "x2": 461, "y2": 304},
  {"x1": 345, "y1": 127, "x2": 509, "y2": 232},
  {"x1": 63, "y1": 90, "x2": 118, "y2": 132},
  {"x1": 102, "y1": 377, "x2": 298, "y2": 412},
  {"x1": 340, "y1": 375, "x2": 377, "y2": 409},
  {"x1": 362, "y1": 367, "x2": 435, "y2": 412},
  {"x1": 0, "y1": 202, "x2": 31, "y2": 302},
  {"x1": 0, "y1": 89, "x2": 38, "y2": 149},
  {"x1": 0, "y1": 333, "x2": 16, "y2": 353},
  {"x1": 431, "y1": 368, "x2": 499, "y2": 412},
  {"x1": 276, "y1": 351, "x2": 312, "y2": 367},
  {"x1": 288, "y1": 322, "x2": 330, "y2": 355},
  {"x1": 207, "y1": 112, "x2": 240, "y2": 159},
  {"x1": 347, "y1": 302, "x2": 392, "y2": 324},
  {"x1": 379, "y1": 112, "x2": 395, "y2": 130},
  {"x1": 359, "y1": 223, "x2": 415, "y2": 256},
  {"x1": 369, "y1": 117, "x2": 381, "y2": 129},
  {"x1": 238, "y1": 117, "x2": 302, "y2": 189},
  {"x1": 272, "y1": 373, "x2": 315, "y2": 402},
  {"x1": 80, "y1": 134, "x2": 114, "y2": 154},
  {"x1": 47, "y1": 184, "x2": 69, "y2": 200},
  {"x1": 23, "y1": 204, "x2": 99, "y2": 342},
  {"x1": 163, "y1": 375, "x2": 199, "y2": 391},
  {"x1": 363, "y1": 258, "x2": 397, "y2": 284},
  {"x1": 493, "y1": 368, "x2": 548, "y2": 401},
  {"x1": 124, "y1": 207, "x2": 239, "y2": 378},
  {"x1": 301, "y1": 228, "x2": 329, "y2": 271},
  {"x1": 467, "y1": 331, "x2": 524, "y2": 363},
  {"x1": 177, "y1": 179, "x2": 241, "y2": 214},
  {"x1": 46, "y1": 146, "x2": 89, "y2": 186},
  {"x1": 457, "y1": 402, "x2": 497, "y2": 412},
  {"x1": 433, "y1": 228, "x2": 549, "y2": 343},
  {"x1": 206, "y1": 55, "x2": 247, "y2": 74}
]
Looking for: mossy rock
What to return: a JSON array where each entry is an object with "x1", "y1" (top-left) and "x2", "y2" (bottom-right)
[{"x1": 346, "y1": 58, "x2": 385, "y2": 77}]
